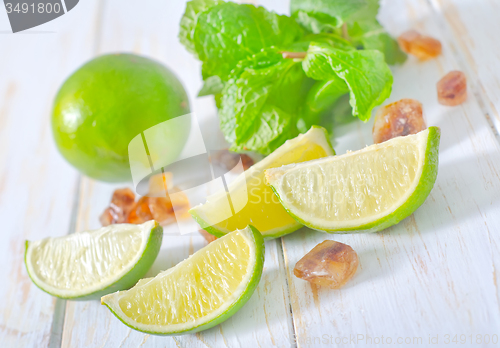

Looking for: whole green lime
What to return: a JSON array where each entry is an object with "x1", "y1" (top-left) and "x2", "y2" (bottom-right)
[{"x1": 52, "y1": 53, "x2": 190, "y2": 182}]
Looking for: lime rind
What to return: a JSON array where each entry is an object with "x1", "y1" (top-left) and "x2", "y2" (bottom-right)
[
  {"x1": 25, "y1": 221, "x2": 163, "y2": 300},
  {"x1": 101, "y1": 225, "x2": 265, "y2": 335},
  {"x1": 267, "y1": 127, "x2": 440, "y2": 233},
  {"x1": 190, "y1": 209, "x2": 301, "y2": 239},
  {"x1": 312, "y1": 125, "x2": 335, "y2": 156}
]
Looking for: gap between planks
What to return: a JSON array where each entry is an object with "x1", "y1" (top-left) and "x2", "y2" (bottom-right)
[
  {"x1": 425, "y1": 0, "x2": 500, "y2": 146},
  {"x1": 47, "y1": 0, "x2": 107, "y2": 346},
  {"x1": 276, "y1": 237, "x2": 298, "y2": 348},
  {"x1": 47, "y1": 175, "x2": 81, "y2": 348}
]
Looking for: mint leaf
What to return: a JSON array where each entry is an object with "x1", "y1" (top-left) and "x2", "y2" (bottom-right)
[
  {"x1": 303, "y1": 42, "x2": 393, "y2": 121},
  {"x1": 283, "y1": 33, "x2": 354, "y2": 61},
  {"x1": 179, "y1": 0, "x2": 222, "y2": 56},
  {"x1": 293, "y1": 10, "x2": 339, "y2": 33},
  {"x1": 306, "y1": 94, "x2": 355, "y2": 133},
  {"x1": 301, "y1": 33, "x2": 355, "y2": 51},
  {"x1": 306, "y1": 78, "x2": 349, "y2": 113},
  {"x1": 194, "y1": 2, "x2": 303, "y2": 81},
  {"x1": 331, "y1": 94, "x2": 356, "y2": 125},
  {"x1": 348, "y1": 20, "x2": 407, "y2": 65},
  {"x1": 347, "y1": 0, "x2": 380, "y2": 23},
  {"x1": 297, "y1": 77, "x2": 349, "y2": 133},
  {"x1": 291, "y1": 0, "x2": 368, "y2": 28},
  {"x1": 214, "y1": 93, "x2": 223, "y2": 109},
  {"x1": 198, "y1": 75, "x2": 224, "y2": 96},
  {"x1": 220, "y1": 50, "x2": 308, "y2": 154}
]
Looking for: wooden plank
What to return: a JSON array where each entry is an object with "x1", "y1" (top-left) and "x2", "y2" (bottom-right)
[
  {"x1": 60, "y1": 0, "x2": 294, "y2": 347},
  {"x1": 429, "y1": 0, "x2": 500, "y2": 140},
  {"x1": 281, "y1": 0, "x2": 500, "y2": 345},
  {"x1": 0, "y1": 1, "x2": 102, "y2": 347}
]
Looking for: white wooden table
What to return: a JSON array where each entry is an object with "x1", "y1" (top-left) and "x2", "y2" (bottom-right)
[{"x1": 1, "y1": 0, "x2": 500, "y2": 347}]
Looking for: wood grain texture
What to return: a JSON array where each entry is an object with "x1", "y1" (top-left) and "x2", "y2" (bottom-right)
[
  {"x1": 281, "y1": 0, "x2": 500, "y2": 346},
  {"x1": 60, "y1": 0, "x2": 294, "y2": 347},
  {"x1": 0, "y1": 1, "x2": 101, "y2": 347},
  {"x1": 430, "y1": 0, "x2": 500, "y2": 141},
  {"x1": 3, "y1": 0, "x2": 500, "y2": 347}
]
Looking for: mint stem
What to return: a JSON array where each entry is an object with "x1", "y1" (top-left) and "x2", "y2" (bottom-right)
[
  {"x1": 282, "y1": 52, "x2": 306, "y2": 59},
  {"x1": 342, "y1": 23, "x2": 350, "y2": 41}
]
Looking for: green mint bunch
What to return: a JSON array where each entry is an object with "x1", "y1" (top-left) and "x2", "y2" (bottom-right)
[{"x1": 179, "y1": 0, "x2": 405, "y2": 155}]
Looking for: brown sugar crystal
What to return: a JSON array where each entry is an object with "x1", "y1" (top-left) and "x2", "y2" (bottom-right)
[
  {"x1": 148, "y1": 172, "x2": 173, "y2": 196},
  {"x1": 398, "y1": 30, "x2": 442, "y2": 60},
  {"x1": 99, "y1": 188, "x2": 136, "y2": 226},
  {"x1": 210, "y1": 149, "x2": 254, "y2": 173},
  {"x1": 437, "y1": 71, "x2": 467, "y2": 106},
  {"x1": 372, "y1": 98, "x2": 427, "y2": 144},
  {"x1": 293, "y1": 240, "x2": 359, "y2": 289},
  {"x1": 147, "y1": 197, "x2": 174, "y2": 225},
  {"x1": 127, "y1": 197, "x2": 153, "y2": 224}
]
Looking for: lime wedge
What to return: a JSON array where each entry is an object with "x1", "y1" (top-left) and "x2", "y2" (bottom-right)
[
  {"x1": 101, "y1": 225, "x2": 264, "y2": 335},
  {"x1": 265, "y1": 127, "x2": 440, "y2": 233},
  {"x1": 190, "y1": 126, "x2": 335, "y2": 239},
  {"x1": 25, "y1": 220, "x2": 163, "y2": 300}
]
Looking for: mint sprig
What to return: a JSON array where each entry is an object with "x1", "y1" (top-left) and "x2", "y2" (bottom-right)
[{"x1": 179, "y1": 0, "x2": 401, "y2": 155}]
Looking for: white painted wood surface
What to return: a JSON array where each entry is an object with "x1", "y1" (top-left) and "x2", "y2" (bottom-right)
[
  {"x1": 1, "y1": 0, "x2": 500, "y2": 347},
  {"x1": 429, "y1": 0, "x2": 500, "y2": 139},
  {"x1": 282, "y1": 1, "x2": 500, "y2": 346},
  {"x1": 0, "y1": 1, "x2": 101, "y2": 346}
]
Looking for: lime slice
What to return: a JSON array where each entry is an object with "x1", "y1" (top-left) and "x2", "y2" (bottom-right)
[
  {"x1": 25, "y1": 220, "x2": 163, "y2": 300},
  {"x1": 265, "y1": 127, "x2": 440, "y2": 233},
  {"x1": 190, "y1": 126, "x2": 335, "y2": 239},
  {"x1": 101, "y1": 225, "x2": 264, "y2": 335}
]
